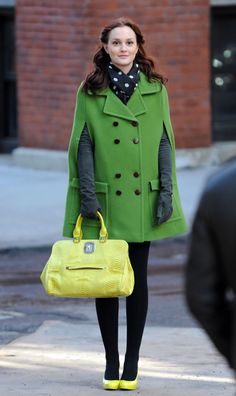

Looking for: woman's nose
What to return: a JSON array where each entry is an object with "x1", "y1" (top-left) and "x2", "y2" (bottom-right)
[{"x1": 120, "y1": 43, "x2": 127, "y2": 51}]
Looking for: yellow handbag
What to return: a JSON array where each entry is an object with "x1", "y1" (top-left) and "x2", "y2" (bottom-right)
[{"x1": 40, "y1": 211, "x2": 134, "y2": 298}]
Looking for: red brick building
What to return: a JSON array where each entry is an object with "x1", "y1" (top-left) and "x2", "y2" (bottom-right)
[{"x1": 0, "y1": 1, "x2": 236, "y2": 155}]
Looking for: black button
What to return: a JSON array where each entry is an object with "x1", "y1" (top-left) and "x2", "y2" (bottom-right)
[
  {"x1": 133, "y1": 138, "x2": 139, "y2": 144},
  {"x1": 113, "y1": 121, "x2": 119, "y2": 127},
  {"x1": 116, "y1": 190, "x2": 122, "y2": 195},
  {"x1": 114, "y1": 139, "x2": 120, "y2": 144},
  {"x1": 134, "y1": 189, "x2": 141, "y2": 195},
  {"x1": 131, "y1": 121, "x2": 138, "y2": 127},
  {"x1": 133, "y1": 172, "x2": 140, "y2": 178},
  {"x1": 115, "y1": 173, "x2": 121, "y2": 178}
]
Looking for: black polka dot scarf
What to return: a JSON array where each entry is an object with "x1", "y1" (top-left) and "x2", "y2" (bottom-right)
[{"x1": 107, "y1": 61, "x2": 140, "y2": 104}]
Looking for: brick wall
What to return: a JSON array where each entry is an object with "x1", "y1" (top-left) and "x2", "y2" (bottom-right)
[{"x1": 16, "y1": 0, "x2": 211, "y2": 149}]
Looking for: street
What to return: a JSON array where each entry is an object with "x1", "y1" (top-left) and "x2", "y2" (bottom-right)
[{"x1": 0, "y1": 237, "x2": 195, "y2": 346}]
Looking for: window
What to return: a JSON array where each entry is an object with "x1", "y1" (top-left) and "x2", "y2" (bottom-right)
[{"x1": 0, "y1": 6, "x2": 17, "y2": 152}]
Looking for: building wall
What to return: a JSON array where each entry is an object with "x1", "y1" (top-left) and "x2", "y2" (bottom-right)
[{"x1": 16, "y1": 0, "x2": 211, "y2": 150}]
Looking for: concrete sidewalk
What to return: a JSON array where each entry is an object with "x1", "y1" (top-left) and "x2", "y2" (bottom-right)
[
  {"x1": 0, "y1": 320, "x2": 234, "y2": 395},
  {"x1": 0, "y1": 154, "x2": 234, "y2": 395}
]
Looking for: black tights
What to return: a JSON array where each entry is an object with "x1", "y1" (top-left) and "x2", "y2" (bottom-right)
[{"x1": 95, "y1": 241, "x2": 150, "y2": 380}]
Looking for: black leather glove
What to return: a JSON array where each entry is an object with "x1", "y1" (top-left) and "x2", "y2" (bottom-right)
[
  {"x1": 156, "y1": 191, "x2": 173, "y2": 225},
  {"x1": 78, "y1": 124, "x2": 101, "y2": 220},
  {"x1": 80, "y1": 196, "x2": 102, "y2": 219},
  {"x1": 156, "y1": 126, "x2": 173, "y2": 225}
]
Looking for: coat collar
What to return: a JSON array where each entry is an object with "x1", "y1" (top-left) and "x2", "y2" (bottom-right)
[{"x1": 90, "y1": 72, "x2": 162, "y2": 122}]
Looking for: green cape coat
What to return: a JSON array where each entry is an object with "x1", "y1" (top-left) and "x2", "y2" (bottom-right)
[{"x1": 63, "y1": 72, "x2": 187, "y2": 242}]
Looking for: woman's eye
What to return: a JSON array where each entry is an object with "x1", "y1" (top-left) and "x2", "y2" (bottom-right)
[{"x1": 111, "y1": 40, "x2": 134, "y2": 46}]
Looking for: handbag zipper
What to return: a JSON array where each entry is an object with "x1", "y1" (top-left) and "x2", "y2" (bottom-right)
[{"x1": 66, "y1": 266, "x2": 104, "y2": 270}]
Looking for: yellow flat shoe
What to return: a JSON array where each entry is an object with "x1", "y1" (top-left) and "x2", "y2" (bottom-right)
[
  {"x1": 119, "y1": 377, "x2": 138, "y2": 391},
  {"x1": 102, "y1": 378, "x2": 120, "y2": 390}
]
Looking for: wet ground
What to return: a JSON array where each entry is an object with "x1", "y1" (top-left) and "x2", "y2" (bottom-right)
[{"x1": 0, "y1": 237, "x2": 196, "y2": 345}]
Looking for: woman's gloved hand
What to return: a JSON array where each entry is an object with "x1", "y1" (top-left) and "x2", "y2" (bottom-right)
[
  {"x1": 156, "y1": 191, "x2": 173, "y2": 225},
  {"x1": 80, "y1": 196, "x2": 102, "y2": 220}
]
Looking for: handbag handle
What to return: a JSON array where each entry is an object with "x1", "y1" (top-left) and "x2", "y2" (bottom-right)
[{"x1": 73, "y1": 211, "x2": 108, "y2": 243}]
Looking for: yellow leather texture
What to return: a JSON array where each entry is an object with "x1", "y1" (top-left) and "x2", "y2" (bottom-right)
[{"x1": 40, "y1": 212, "x2": 134, "y2": 298}]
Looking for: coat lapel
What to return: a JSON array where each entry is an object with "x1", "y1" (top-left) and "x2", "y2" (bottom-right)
[
  {"x1": 95, "y1": 72, "x2": 161, "y2": 122},
  {"x1": 103, "y1": 90, "x2": 138, "y2": 122}
]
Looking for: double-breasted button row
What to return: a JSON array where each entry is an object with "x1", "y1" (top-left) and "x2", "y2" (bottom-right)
[
  {"x1": 114, "y1": 172, "x2": 140, "y2": 178},
  {"x1": 115, "y1": 189, "x2": 142, "y2": 196},
  {"x1": 113, "y1": 120, "x2": 138, "y2": 127},
  {"x1": 112, "y1": 120, "x2": 139, "y2": 144},
  {"x1": 114, "y1": 138, "x2": 139, "y2": 144}
]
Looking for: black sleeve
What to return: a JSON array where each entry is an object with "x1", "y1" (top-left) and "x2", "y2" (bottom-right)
[
  {"x1": 158, "y1": 124, "x2": 172, "y2": 194},
  {"x1": 78, "y1": 124, "x2": 96, "y2": 199},
  {"x1": 185, "y1": 194, "x2": 232, "y2": 367},
  {"x1": 77, "y1": 124, "x2": 101, "y2": 216}
]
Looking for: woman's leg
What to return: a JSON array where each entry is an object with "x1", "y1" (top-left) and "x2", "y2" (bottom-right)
[
  {"x1": 95, "y1": 297, "x2": 120, "y2": 379},
  {"x1": 121, "y1": 241, "x2": 151, "y2": 380}
]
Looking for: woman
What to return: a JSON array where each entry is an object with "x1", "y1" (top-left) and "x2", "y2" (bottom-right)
[{"x1": 63, "y1": 18, "x2": 187, "y2": 391}]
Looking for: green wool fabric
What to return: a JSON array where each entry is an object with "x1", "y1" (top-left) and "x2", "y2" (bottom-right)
[{"x1": 63, "y1": 72, "x2": 187, "y2": 242}]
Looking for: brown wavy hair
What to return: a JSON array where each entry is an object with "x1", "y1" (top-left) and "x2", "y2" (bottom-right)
[{"x1": 83, "y1": 17, "x2": 167, "y2": 94}]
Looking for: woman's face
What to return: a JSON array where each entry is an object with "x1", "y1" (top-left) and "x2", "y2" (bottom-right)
[{"x1": 104, "y1": 26, "x2": 139, "y2": 74}]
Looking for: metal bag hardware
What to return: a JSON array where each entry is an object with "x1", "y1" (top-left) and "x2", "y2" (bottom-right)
[{"x1": 84, "y1": 242, "x2": 95, "y2": 254}]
